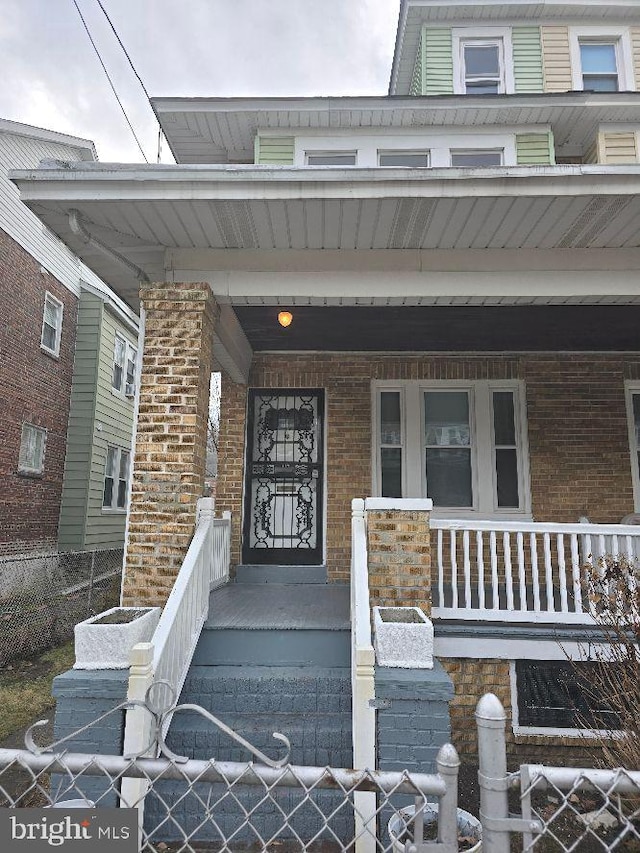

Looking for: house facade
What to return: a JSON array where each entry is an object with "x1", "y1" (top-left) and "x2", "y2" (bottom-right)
[
  {"x1": 0, "y1": 119, "x2": 138, "y2": 581},
  {"x1": 13, "y1": 0, "x2": 640, "y2": 758}
]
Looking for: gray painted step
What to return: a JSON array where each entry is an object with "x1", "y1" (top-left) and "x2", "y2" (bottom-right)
[
  {"x1": 235, "y1": 564, "x2": 328, "y2": 583},
  {"x1": 193, "y1": 627, "x2": 350, "y2": 667}
]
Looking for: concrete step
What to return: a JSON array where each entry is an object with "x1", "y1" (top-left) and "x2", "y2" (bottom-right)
[
  {"x1": 235, "y1": 564, "x2": 328, "y2": 583},
  {"x1": 193, "y1": 627, "x2": 350, "y2": 667}
]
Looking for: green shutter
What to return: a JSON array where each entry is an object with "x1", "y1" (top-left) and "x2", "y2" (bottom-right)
[
  {"x1": 516, "y1": 132, "x2": 556, "y2": 165},
  {"x1": 513, "y1": 27, "x2": 544, "y2": 93},
  {"x1": 424, "y1": 27, "x2": 454, "y2": 95},
  {"x1": 255, "y1": 135, "x2": 295, "y2": 165}
]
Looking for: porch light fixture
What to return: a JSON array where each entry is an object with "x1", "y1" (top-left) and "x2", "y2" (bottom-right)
[{"x1": 278, "y1": 310, "x2": 293, "y2": 328}]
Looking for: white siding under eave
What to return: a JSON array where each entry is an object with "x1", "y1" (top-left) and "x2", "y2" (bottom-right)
[{"x1": 0, "y1": 133, "x2": 90, "y2": 296}]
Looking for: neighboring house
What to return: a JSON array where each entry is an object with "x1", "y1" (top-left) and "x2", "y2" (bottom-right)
[
  {"x1": 58, "y1": 283, "x2": 138, "y2": 551},
  {"x1": 13, "y1": 0, "x2": 640, "y2": 765},
  {"x1": 0, "y1": 118, "x2": 138, "y2": 573}
]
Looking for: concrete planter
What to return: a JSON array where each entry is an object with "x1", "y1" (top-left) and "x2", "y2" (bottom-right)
[
  {"x1": 74, "y1": 606, "x2": 161, "y2": 670},
  {"x1": 373, "y1": 606, "x2": 434, "y2": 669}
]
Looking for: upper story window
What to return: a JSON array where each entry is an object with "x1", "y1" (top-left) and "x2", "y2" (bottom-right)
[
  {"x1": 570, "y1": 28, "x2": 635, "y2": 93},
  {"x1": 580, "y1": 42, "x2": 619, "y2": 91},
  {"x1": 453, "y1": 28, "x2": 514, "y2": 95},
  {"x1": 112, "y1": 333, "x2": 137, "y2": 397},
  {"x1": 306, "y1": 151, "x2": 357, "y2": 166},
  {"x1": 18, "y1": 423, "x2": 47, "y2": 476},
  {"x1": 41, "y1": 292, "x2": 63, "y2": 357},
  {"x1": 374, "y1": 380, "x2": 530, "y2": 517},
  {"x1": 450, "y1": 149, "x2": 503, "y2": 167},
  {"x1": 378, "y1": 151, "x2": 430, "y2": 167}
]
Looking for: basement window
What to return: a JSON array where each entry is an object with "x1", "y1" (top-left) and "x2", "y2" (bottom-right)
[{"x1": 511, "y1": 660, "x2": 619, "y2": 736}]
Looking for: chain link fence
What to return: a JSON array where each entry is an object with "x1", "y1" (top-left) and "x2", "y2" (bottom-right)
[{"x1": 0, "y1": 549, "x2": 122, "y2": 664}]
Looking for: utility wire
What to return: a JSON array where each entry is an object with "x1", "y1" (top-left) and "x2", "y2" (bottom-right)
[
  {"x1": 94, "y1": 0, "x2": 152, "y2": 102},
  {"x1": 71, "y1": 0, "x2": 149, "y2": 162}
]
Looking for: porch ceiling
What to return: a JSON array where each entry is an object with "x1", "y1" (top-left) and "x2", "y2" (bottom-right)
[
  {"x1": 234, "y1": 304, "x2": 640, "y2": 352},
  {"x1": 12, "y1": 164, "x2": 640, "y2": 311}
]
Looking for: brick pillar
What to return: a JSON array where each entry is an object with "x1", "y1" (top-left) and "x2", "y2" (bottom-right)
[
  {"x1": 365, "y1": 498, "x2": 433, "y2": 615},
  {"x1": 214, "y1": 375, "x2": 247, "y2": 574},
  {"x1": 122, "y1": 283, "x2": 218, "y2": 606}
]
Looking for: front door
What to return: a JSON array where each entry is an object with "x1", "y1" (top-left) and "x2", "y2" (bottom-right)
[{"x1": 242, "y1": 389, "x2": 324, "y2": 565}]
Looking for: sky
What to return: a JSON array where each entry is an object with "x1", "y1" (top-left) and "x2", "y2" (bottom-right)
[{"x1": 1, "y1": 0, "x2": 400, "y2": 163}]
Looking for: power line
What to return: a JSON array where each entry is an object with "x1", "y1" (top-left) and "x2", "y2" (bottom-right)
[
  {"x1": 93, "y1": 0, "x2": 152, "y2": 102},
  {"x1": 71, "y1": 0, "x2": 149, "y2": 162}
]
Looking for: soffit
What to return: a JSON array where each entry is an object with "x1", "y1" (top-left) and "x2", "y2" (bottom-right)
[
  {"x1": 153, "y1": 95, "x2": 640, "y2": 163},
  {"x1": 13, "y1": 164, "x2": 640, "y2": 309}
]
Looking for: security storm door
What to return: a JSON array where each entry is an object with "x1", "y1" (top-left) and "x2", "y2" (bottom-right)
[{"x1": 242, "y1": 390, "x2": 324, "y2": 565}]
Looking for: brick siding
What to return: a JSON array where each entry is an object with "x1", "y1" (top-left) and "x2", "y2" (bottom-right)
[
  {"x1": 216, "y1": 353, "x2": 639, "y2": 581},
  {"x1": 0, "y1": 229, "x2": 77, "y2": 555}
]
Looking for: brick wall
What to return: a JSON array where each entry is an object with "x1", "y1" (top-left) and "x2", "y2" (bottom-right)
[
  {"x1": 216, "y1": 353, "x2": 639, "y2": 580},
  {"x1": 0, "y1": 229, "x2": 77, "y2": 555}
]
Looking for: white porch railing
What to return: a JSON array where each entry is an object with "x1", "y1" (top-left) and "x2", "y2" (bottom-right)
[
  {"x1": 121, "y1": 498, "x2": 232, "y2": 828},
  {"x1": 350, "y1": 499, "x2": 376, "y2": 853},
  {"x1": 432, "y1": 518, "x2": 640, "y2": 624}
]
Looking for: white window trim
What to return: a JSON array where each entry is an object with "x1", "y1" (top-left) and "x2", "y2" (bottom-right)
[
  {"x1": 102, "y1": 445, "x2": 131, "y2": 513},
  {"x1": 569, "y1": 26, "x2": 635, "y2": 93},
  {"x1": 625, "y1": 381, "x2": 640, "y2": 511},
  {"x1": 509, "y1": 661, "x2": 623, "y2": 739},
  {"x1": 452, "y1": 27, "x2": 515, "y2": 96},
  {"x1": 372, "y1": 379, "x2": 531, "y2": 519},
  {"x1": 290, "y1": 129, "x2": 526, "y2": 168},
  {"x1": 111, "y1": 332, "x2": 138, "y2": 398},
  {"x1": 18, "y1": 423, "x2": 47, "y2": 476},
  {"x1": 40, "y1": 291, "x2": 64, "y2": 357}
]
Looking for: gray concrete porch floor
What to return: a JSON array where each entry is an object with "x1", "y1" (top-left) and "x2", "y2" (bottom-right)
[{"x1": 205, "y1": 583, "x2": 350, "y2": 630}]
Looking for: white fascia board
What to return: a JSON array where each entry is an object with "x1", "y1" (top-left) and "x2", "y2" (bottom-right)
[
  {"x1": 0, "y1": 118, "x2": 97, "y2": 160},
  {"x1": 13, "y1": 164, "x2": 640, "y2": 203}
]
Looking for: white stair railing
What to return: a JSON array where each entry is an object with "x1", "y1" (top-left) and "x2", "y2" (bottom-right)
[
  {"x1": 350, "y1": 498, "x2": 376, "y2": 853},
  {"x1": 121, "y1": 499, "x2": 232, "y2": 825},
  {"x1": 432, "y1": 518, "x2": 640, "y2": 624}
]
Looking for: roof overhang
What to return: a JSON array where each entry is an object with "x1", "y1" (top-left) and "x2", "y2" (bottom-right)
[
  {"x1": 0, "y1": 117, "x2": 97, "y2": 161},
  {"x1": 152, "y1": 93, "x2": 640, "y2": 164},
  {"x1": 390, "y1": 1, "x2": 640, "y2": 94},
  {"x1": 12, "y1": 162, "x2": 640, "y2": 369}
]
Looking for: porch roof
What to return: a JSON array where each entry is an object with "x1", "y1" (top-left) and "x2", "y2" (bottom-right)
[
  {"x1": 152, "y1": 92, "x2": 640, "y2": 163},
  {"x1": 12, "y1": 162, "x2": 640, "y2": 310}
]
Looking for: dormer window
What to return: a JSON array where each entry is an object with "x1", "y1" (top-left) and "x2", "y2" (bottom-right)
[
  {"x1": 462, "y1": 40, "x2": 504, "y2": 94},
  {"x1": 453, "y1": 28, "x2": 514, "y2": 96},
  {"x1": 570, "y1": 28, "x2": 635, "y2": 93},
  {"x1": 579, "y1": 42, "x2": 619, "y2": 92}
]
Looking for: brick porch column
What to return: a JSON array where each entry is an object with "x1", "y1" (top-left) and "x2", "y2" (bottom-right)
[
  {"x1": 122, "y1": 282, "x2": 218, "y2": 607},
  {"x1": 365, "y1": 498, "x2": 433, "y2": 615}
]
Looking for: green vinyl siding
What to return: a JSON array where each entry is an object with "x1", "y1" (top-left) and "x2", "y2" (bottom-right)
[
  {"x1": 410, "y1": 30, "x2": 425, "y2": 95},
  {"x1": 58, "y1": 293, "x2": 101, "y2": 549},
  {"x1": 513, "y1": 27, "x2": 544, "y2": 93},
  {"x1": 255, "y1": 135, "x2": 295, "y2": 165},
  {"x1": 58, "y1": 291, "x2": 137, "y2": 550},
  {"x1": 516, "y1": 132, "x2": 556, "y2": 165},
  {"x1": 424, "y1": 27, "x2": 454, "y2": 95}
]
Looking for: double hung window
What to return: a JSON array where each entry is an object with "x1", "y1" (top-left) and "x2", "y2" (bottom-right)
[
  {"x1": 18, "y1": 424, "x2": 47, "y2": 475},
  {"x1": 112, "y1": 333, "x2": 137, "y2": 396},
  {"x1": 571, "y1": 28, "x2": 634, "y2": 93},
  {"x1": 453, "y1": 28, "x2": 513, "y2": 95},
  {"x1": 580, "y1": 42, "x2": 619, "y2": 91},
  {"x1": 375, "y1": 381, "x2": 529, "y2": 516},
  {"x1": 41, "y1": 292, "x2": 63, "y2": 356},
  {"x1": 102, "y1": 446, "x2": 130, "y2": 510}
]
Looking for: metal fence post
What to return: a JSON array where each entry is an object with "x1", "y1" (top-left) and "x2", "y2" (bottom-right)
[
  {"x1": 435, "y1": 743, "x2": 460, "y2": 848},
  {"x1": 476, "y1": 692, "x2": 511, "y2": 853},
  {"x1": 87, "y1": 551, "x2": 96, "y2": 617}
]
